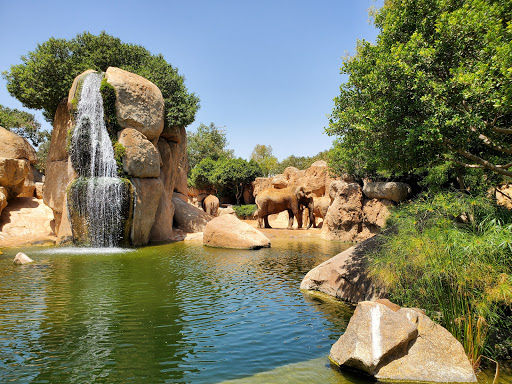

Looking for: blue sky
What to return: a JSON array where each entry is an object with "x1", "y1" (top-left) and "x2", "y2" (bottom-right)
[{"x1": 0, "y1": 0, "x2": 382, "y2": 161}]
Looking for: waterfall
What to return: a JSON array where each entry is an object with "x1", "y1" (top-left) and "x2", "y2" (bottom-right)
[{"x1": 70, "y1": 72, "x2": 125, "y2": 247}]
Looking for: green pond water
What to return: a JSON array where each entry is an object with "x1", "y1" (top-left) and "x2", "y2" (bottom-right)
[{"x1": 0, "y1": 238, "x2": 510, "y2": 383}]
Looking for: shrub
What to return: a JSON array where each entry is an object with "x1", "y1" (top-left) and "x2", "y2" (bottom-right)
[
  {"x1": 369, "y1": 192, "x2": 512, "y2": 368},
  {"x1": 232, "y1": 204, "x2": 258, "y2": 219}
]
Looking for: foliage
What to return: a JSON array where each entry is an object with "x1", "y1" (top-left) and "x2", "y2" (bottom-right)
[
  {"x1": 189, "y1": 157, "x2": 218, "y2": 191},
  {"x1": 369, "y1": 192, "x2": 512, "y2": 367},
  {"x1": 276, "y1": 150, "x2": 330, "y2": 174},
  {"x1": 113, "y1": 141, "x2": 126, "y2": 178},
  {"x1": 189, "y1": 157, "x2": 263, "y2": 204},
  {"x1": 211, "y1": 158, "x2": 263, "y2": 204},
  {"x1": 250, "y1": 144, "x2": 278, "y2": 177},
  {"x1": 3, "y1": 31, "x2": 199, "y2": 126},
  {"x1": 187, "y1": 123, "x2": 234, "y2": 171},
  {"x1": 0, "y1": 104, "x2": 49, "y2": 146},
  {"x1": 232, "y1": 204, "x2": 258, "y2": 219},
  {"x1": 99, "y1": 77, "x2": 120, "y2": 137},
  {"x1": 327, "y1": 0, "x2": 512, "y2": 181},
  {"x1": 35, "y1": 139, "x2": 50, "y2": 173}
]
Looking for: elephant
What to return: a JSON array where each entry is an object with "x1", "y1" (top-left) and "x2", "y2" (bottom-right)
[
  {"x1": 255, "y1": 186, "x2": 314, "y2": 229},
  {"x1": 203, "y1": 194, "x2": 220, "y2": 216},
  {"x1": 310, "y1": 196, "x2": 331, "y2": 228}
]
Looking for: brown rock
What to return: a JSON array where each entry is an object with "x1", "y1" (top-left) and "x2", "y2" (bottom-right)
[
  {"x1": 172, "y1": 194, "x2": 211, "y2": 233},
  {"x1": 18, "y1": 165, "x2": 36, "y2": 197},
  {"x1": 375, "y1": 298, "x2": 401, "y2": 312},
  {"x1": 49, "y1": 98, "x2": 72, "y2": 161},
  {"x1": 117, "y1": 128, "x2": 160, "y2": 178},
  {"x1": 330, "y1": 300, "x2": 477, "y2": 383},
  {"x1": 0, "y1": 186, "x2": 7, "y2": 216},
  {"x1": 34, "y1": 182, "x2": 44, "y2": 199},
  {"x1": 157, "y1": 139, "x2": 179, "y2": 194},
  {"x1": 253, "y1": 177, "x2": 274, "y2": 198},
  {"x1": 363, "y1": 198, "x2": 393, "y2": 227},
  {"x1": 105, "y1": 67, "x2": 165, "y2": 141},
  {"x1": 173, "y1": 126, "x2": 188, "y2": 195},
  {"x1": 300, "y1": 235, "x2": 386, "y2": 303},
  {"x1": 203, "y1": 214, "x2": 270, "y2": 249},
  {"x1": 243, "y1": 183, "x2": 255, "y2": 204},
  {"x1": 13, "y1": 252, "x2": 34, "y2": 265},
  {"x1": 130, "y1": 178, "x2": 164, "y2": 246},
  {"x1": 218, "y1": 207, "x2": 236, "y2": 216},
  {"x1": 0, "y1": 157, "x2": 30, "y2": 198},
  {"x1": 272, "y1": 174, "x2": 288, "y2": 189},
  {"x1": 57, "y1": 194, "x2": 73, "y2": 245},
  {"x1": 160, "y1": 124, "x2": 182, "y2": 143},
  {"x1": 43, "y1": 160, "x2": 72, "y2": 214},
  {"x1": 149, "y1": 189, "x2": 175, "y2": 242},
  {"x1": 0, "y1": 126, "x2": 37, "y2": 164},
  {"x1": 330, "y1": 301, "x2": 418, "y2": 373},
  {"x1": 363, "y1": 182, "x2": 411, "y2": 203}
]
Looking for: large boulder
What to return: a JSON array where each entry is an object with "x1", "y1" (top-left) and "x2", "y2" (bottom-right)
[
  {"x1": 117, "y1": 128, "x2": 160, "y2": 178},
  {"x1": 49, "y1": 98, "x2": 73, "y2": 162},
  {"x1": 330, "y1": 301, "x2": 477, "y2": 383},
  {"x1": 203, "y1": 214, "x2": 271, "y2": 249},
  {"x1": 149, "y1": 189, "x2": 175, "y2": 242},
  {"x1": 300, "y1": 235, "x2": 386, "y2": 303},
  {"x1": 0, "y1": 157, "x2": 30, "y2": 196},
  {"x1": 130, "y1": 178, "x2": 163, "y2": 246},
  {"x1": 0, "y1": 186, "x2": 7, "y2": 216},
  {"x1": 172, "y1": 194, "x2": 211, "y2": 233},
  {"x1": 363, "y1": 182, "x2": 410, "y2": 203},
  {"x1": 105, "y1": 67, "x2": 165, "y2": 141},
  {"x1": 0, "y1": 126, "x2": 37, "y2": 164}
]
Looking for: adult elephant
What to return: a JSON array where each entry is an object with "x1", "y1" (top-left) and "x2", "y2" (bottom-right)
[
  {"x1": 203, "y1": 194, "x2": 220, "y2": 216},
  {"x1": 310, "y1": 196, "x2": 331, "y2": 228},
  {"x1": 255, "y1": 186, "x2": 314, "y2": 229}
]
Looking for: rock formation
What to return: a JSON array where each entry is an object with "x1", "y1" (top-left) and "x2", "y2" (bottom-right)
[
  {"x1": 203, "y1": 214, "x2": 271, "y2": 249},
  {"x1": 330, "y1": 300, "x2": 477, "y2": 383},
  {"x1": 43, "y1": 67, "x2": 191, "y2": 246},
  {"x1": 13, "y1": 252, "x2": 34, "y2": 265},
  {"x1": 322, "y1": 180, "x2": 393, "y2": 242},
  {"x1": 362, "y1": 181, "x2": 411, "y2": 203},
  {"x1": 300, "y1": 235, "x2": 387, "y2": 303}
]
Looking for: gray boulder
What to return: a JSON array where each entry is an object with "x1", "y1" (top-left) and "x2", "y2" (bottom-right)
[
  {"x1": 363, "y1": 181, "x2": 410, "y2": 203},
  {"x1": 13, "y1": 252, "x2": 34, "y2": 265}
]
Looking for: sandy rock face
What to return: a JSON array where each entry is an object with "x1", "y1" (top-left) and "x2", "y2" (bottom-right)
[
  {"x1": 330, "y1": 301, "x2": 477, "y2": 383},
  {"x1": 300, "y1": 235, "x2": 386, "y2": 303},
  {"x1": 118, "y1": 128, "x2": 160, "y2": 178},
  {"x1": 0, "y1": 126, "x2": 37, "y2": 164},
  {"x1": 363, "y1": 182, "x2": 410, "y2": 203},
  {"x1": 172, "y1": 194, "x2": 211, "y2": 233},
  {"x1": 130, "y1": 178, "x2": 164, "y2": 246},
  {"x1": 203, "y1": 214, "x2": 271, "y2": 249},
  {"x1": 105, "y1": 67, "x2": 165, "y2": 141},
  {"x1": 0, "y1": 158, "x2": 30, "y2": 194}
]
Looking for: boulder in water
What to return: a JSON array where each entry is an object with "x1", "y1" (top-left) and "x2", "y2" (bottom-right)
[
  {"x1": 330, "y1": 301, "x2": 477, "y2": 383},
  {"x1": 13, "y1": 252, "x2": 34, "y2": 265},
  {"x1": 203, "y1": 214, "x2": 271, "y2": 249}
]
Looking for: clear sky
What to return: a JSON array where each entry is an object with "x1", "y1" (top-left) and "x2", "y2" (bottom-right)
[{"x1": 0, "y1": 0, "x2": 382, "y2": 161}]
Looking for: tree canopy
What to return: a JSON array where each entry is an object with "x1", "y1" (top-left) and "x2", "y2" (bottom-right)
[
  {"x1": 3, "y1": 31, "x2": 199, "y2": 127},
  {"x1": 187, "y1": 122, "x2": 234, "y2": 171},
  {"x1": 327, "y1": 0, "x2": 512, "y2": 181},
  {"x1": 0, "y1": 105, "x2": 48, "y2": 146},
  {"x1": 250, "y1": 144, "x2": 278, "y2": 177}
]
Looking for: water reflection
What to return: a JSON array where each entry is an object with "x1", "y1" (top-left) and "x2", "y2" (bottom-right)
[{"x1": 0, "y1": 239, "x2": 351, "y2": 383}]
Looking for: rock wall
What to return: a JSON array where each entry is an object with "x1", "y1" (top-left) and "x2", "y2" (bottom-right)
[{"x1": 44, "y1": 67, "x2": 191, "y2": 246}]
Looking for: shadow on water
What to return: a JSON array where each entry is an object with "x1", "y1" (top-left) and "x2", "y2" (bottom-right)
[{"x1": 0, "y1": 240, "x2": 510, "y2": 383}]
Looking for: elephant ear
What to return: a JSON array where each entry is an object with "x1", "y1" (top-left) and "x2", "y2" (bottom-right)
[{"x1": 296, "y1": 185, "x2": 306, "y2": 198}]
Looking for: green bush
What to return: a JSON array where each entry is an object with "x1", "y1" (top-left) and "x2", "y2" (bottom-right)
[
  {"x1": 369, "y1": 192, "x2": 512, "y2": 367},
  {"x1": 232, "y1": 204, "x2": 258, "y2": 219}
]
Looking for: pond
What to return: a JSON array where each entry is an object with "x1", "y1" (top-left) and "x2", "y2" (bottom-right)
[{"x1": 0, "y1": 238, "x2": 510, "y2": 383}]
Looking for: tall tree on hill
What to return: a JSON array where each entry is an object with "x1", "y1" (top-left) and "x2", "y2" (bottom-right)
[
  {"x1": 2, "y1": 31, "x2": 199, "y2": 127},
  {"x1": 327, "y1": 0, "x2": 512, "y2": 183},
  {"x1": 250, "y1": 144, "x2": 278, "y2": 177},
  {"x1": 186, "y1": 122, "x2": 234, "y2": 171}
]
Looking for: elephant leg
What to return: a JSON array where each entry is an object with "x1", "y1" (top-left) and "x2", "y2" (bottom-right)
[
  {"x1": 257, "y1": 212, "x2": 263, "y2": 228},
  {"x1": 264, "y1": 215, "x2": 272, "y2": 228},
  {"x1": 296, "y1": 207, "x2": 303, "y2": 229},
  {"x1": 286, "y1": 209, "x2": 294, "y2": 229}
]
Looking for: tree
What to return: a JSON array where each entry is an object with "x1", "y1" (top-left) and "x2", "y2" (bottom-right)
[
  {"x1": 327, "y1": 0, "x2": 512, "y2": 182},
  {"x1": 187, "y1": 123, "x2": 234, "y2": 170},
  {"x1": 211, "y1": 158, "x2": 263, "y2": 205},
  {"x1": 250, "y1": 144, "x2": 278, "y2": 177},
  {"x1": 275, "y1": 150, "x2": 330, "y2": 174},
  {"x1": 3, "y1": 31, "x2": 199, "y2": 126},
  {"x1": 188, "y1": 157, "x2": 218, "y2": 191},
  {"x1": 0, "y1": 105, "x2": 48, "y2": 146}
]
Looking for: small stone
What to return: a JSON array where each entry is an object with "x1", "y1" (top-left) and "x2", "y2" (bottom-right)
[{"x1": 13, "y1": 252, "x2": 34, "y2": 265}]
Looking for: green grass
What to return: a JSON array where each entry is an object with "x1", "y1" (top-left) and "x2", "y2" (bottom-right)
[{"x1": 369, "y1": 192, "x2": 512, "y2": 369}]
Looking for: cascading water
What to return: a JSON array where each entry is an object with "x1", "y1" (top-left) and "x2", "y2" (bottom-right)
[{"x1": 69, "y1": 72, "x2": 126, "y2": 247}]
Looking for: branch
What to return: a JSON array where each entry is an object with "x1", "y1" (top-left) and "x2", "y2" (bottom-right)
[
  {"x1": 469, "y1": 126, "x2": 512, "y2": 154},
  {"x1": 446, "y1": 142, "x2": 512, "y2": 176},
  {"x1": 492, "y1": 127, "x2": 512, "y2": 135}
]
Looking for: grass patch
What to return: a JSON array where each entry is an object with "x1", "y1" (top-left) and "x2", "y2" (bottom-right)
[{"x1": 369, "y1": 192, "x2": 512, "y2": 368}]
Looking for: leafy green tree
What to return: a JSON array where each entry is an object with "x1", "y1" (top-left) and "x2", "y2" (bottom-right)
[
  {"x1": 211, "y1": 158, "x2": 263, "y2": 204},
  {"x1": 327, "y1": 0, "x2": 512, "y2": 182},
  {"x1": 250, "y1": 144, "x2": 278, "y2": 177},
  {"x1": 3, "y1": 31, "x2": 199, "y2": 126},
  {"x1": 188, "y1": 157, "x2": 218, "y2": 191},
  {"x1": 187, "y1": 123, "x2": 234, "y2": 171},
  {"x1": 0, "y1": 105, "x2": 49, "y2": 146}
]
